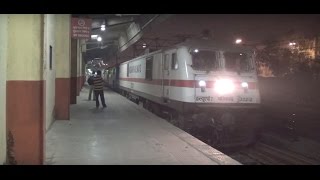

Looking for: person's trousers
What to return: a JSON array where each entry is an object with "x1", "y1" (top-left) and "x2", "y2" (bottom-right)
[
  {"x1": 88, "y1": 85, "x2": 95, "y2": 100},
  {"x1": 95, "y1": 90, "x2": 106, "y2": 108}
]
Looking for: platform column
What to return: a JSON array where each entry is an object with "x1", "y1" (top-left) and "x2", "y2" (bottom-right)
[
  {"x1": 70, "y1": 39, "x2": 78, "y2": 104},
  {"x1": 0, "y1": 14, "x2": 8, "y2": 165},
  {"x1": 6, "y1": 15, "x2": 45, "y2": 164},
  {"x1": 55, "y1": 14, "x2": 71, "y2": 120}
]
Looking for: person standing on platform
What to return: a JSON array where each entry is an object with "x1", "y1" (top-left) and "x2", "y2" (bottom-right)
[
  {"x1": 93, "y1": 70, "x2": 107, "y2": 109},
  {"x1": 88, "y1": 71, "x2": 96, "y2": 101}
]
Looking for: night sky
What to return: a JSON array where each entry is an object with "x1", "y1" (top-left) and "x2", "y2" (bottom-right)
[
  {"x1": 144, "y1": 14, "x2": 320, "y2": 44},
  {"x1": 91, "y1": 14, "x2": 320, "y2": 62}
]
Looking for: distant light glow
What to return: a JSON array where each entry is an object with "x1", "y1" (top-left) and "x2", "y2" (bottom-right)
[
  {"x1": 289, "y1": 42, "x2": 296, "y2": 46},
  {"x1": 194, "y1": 49, "x2": 199, "y2": 53},
  {"x1": 142, "y1": 43, "x2": 147, "y2": 48},
  {"x1": 97, "y1": 37, "x2": 102, "y2": 42},
  {"x1": 101, "y1": 25, "x2": 106, "y2": 31},
  {"x1": 235, "y1": 39, "x2": 242, "y2": 44},
  {"x1": 240, "y1": 53, "x2": 243, "y2": 56},
  {"x1": 91, "y1": 35, "x2": 98, "y2": 39}
]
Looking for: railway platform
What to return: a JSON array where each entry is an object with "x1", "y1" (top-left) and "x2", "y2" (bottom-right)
[{"x1": 46, "y1": 86, "x2": 240, "y2": 165}]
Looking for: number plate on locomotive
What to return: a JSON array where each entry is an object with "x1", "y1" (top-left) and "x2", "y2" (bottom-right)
[{"x1": 237, "y1": 96, "x2": 253, "y2": 102}]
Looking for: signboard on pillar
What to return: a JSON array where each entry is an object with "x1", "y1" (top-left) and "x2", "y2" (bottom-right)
[{"x1": 71, "y1": 18, "x2": 92, "y2": 40}]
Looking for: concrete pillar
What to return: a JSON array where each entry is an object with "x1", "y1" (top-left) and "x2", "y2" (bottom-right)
[
  {"x1": 77, "y1": 40, "x2": 84, "y2": 95},
  {"x1": 81, "y1": 40, "x2": 86, "y2": 87},
  {"x1": 76, "y1": 40, "x2": 80, "y2": 96},
  {"x1": 70, "y1": 39, "x2": 78, "y2": 104},
  {"x1": 43, "y1": 14, "x2": 56, "y2": 131},
  {"x1": 55, "y1": 14, "x2": 71, "y2": 120},
  {"x1": 82, "y1": 52, "x2": 86, "y2": 87},
  {"x1": 6, "y1": 15, "x2": 45, "y2": 164},
  {"x1": 0, "y1": 15, "x2": 8, "y2": 164}
]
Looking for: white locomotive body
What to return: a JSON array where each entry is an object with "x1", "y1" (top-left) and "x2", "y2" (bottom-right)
[
  {"x1": 119, "y1": 39, "x2": 260, "y2": 110},
  {"x1": 112, "y1": 39, "x2": 262, "y2": 146}
]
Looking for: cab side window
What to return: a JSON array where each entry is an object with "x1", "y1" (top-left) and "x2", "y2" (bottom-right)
[
  {"x1": 171, "y1": 53, "x2": 178, "y2": 70},
  {"x1": 146, "y1": 56, "x2": 153, "y2": 80}
]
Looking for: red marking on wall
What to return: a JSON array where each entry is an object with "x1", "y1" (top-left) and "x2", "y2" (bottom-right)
[
  {"x1": 55, "y1": 78, "x2": 70, "y2": 120},
  {"x1": 7, "y1": 81, "x2": 44, "y2": 164}
]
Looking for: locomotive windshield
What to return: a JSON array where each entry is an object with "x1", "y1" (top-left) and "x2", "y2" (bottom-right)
[
  {"x1": 191, "y1": 50, "x2": 219, "y2": 71},
  {"x1": 223, "y1": 52, "x2": 253, "y2": 72}
]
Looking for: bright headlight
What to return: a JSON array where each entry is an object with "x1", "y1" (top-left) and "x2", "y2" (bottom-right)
[
  {"x1": 241, "y1": 82, "x2": 248, "y2": 88},
  {"x1": 199, "y1": 80, "x2": 206, "y2": 87},
  {"x1": 214, "y1": 79, "x2": 235, "y2": 95}
]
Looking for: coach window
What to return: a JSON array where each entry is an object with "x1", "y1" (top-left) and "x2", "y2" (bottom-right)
[
  {"x1": 146, "y1": 56, "x2": 153, "y2": 80},
  {"x1": 171, "y1": 53, "x2": 178, "y2": 70}
]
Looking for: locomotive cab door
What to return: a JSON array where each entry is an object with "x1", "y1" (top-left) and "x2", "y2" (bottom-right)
[{"x1": 162, "y1": 53, "x2": 171, "y2": 102}]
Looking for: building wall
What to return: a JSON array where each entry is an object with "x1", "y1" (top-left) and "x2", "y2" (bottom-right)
[
  {"x1": 1, "y1": 14, "x2": 69, "y2": 164},
  {"x1": 0, "y1": 14, "x2": 8, "y2": 164}
]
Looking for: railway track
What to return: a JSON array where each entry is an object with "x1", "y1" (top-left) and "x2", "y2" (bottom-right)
[
  {"x1": 230, "y1": 142, "x2": 319, "y2": 165},
  {"x1": 179, "y1": 119, "x2": 320, "y2": 165}
]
